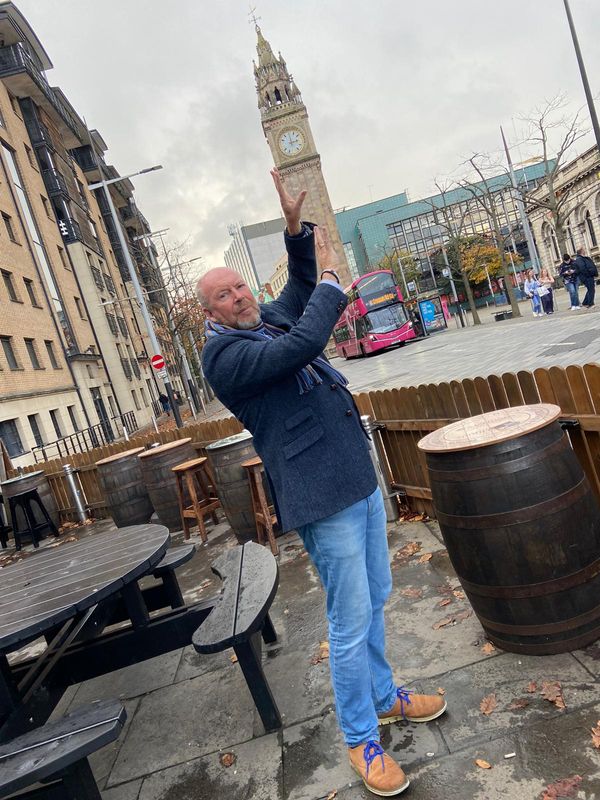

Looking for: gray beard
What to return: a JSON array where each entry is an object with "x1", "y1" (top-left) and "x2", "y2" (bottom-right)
[{"x1": 237, "y1": 313, "x2": 262, "y2": 330}]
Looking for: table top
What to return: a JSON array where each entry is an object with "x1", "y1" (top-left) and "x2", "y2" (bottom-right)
[
  {"x1": 0, "y1": 524, "x2": 170, "y2": 653},
  {"x1": 418, "y1": 403, "x2": 562, "y2": 453}
]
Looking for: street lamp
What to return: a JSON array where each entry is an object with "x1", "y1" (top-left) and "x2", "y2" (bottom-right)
[
  {"x1": 563, "y1": 0, "x2": 600, "y2": 153},
  {"x1": 87, "y1": 164, "x2": 184, "y2": 428}
]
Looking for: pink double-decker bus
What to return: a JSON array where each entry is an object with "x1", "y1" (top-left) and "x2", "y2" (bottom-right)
[{"x1": 332, "y1": 270, "x2": 416, "y2": 359}]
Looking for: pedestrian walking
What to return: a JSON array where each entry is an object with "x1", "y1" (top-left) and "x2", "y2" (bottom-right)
[
  {"x1": 523, "y1": 270, "x2": 543, "y2": 317},
  {"x1": 158, "y1": 392, "x2": 170, "y2": 415},
  {"x1": 558, "y1": 254, "x2": 580, "y2": 310},
  {"x1": 538, "y1": 268, "x2": 555, "y2": 314},
  {"x1": 197, "y1": 168, "x2": 446, "y2": 797},
  {"x1": 574, "y1": 247, "x2": 598, "y2": 308}
]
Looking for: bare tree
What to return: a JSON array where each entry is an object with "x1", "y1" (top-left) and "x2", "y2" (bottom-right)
[{"x1": 519, "y1": 95, "x2": 589, "y2": 258}]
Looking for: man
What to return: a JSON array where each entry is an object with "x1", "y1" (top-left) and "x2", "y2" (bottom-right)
[
  {"x1": 558, "y1": 254, "x2": 579, "y2": 310},
  {"x1": 197, "y1": 169, "x2": 446, "y2": 797},
  {"x1": 574, "y1": 247, "x2": 598, "y2": 308}
]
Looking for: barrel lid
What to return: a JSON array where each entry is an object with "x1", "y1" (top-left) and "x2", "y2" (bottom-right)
[
  {"x1": 1, "y1": 470, "x2": 44, "y2": 486},
  {"x1": 96, "y1": 447, "x2": 145, "y2": 466},
  {"x1": 417, "y1": 404, "x2": 562, "y2": 453},
  {"x1": 138, "y1": 438, "x2": 192, "y2": 458},
  {"x1": 205, "y1": 430, "x2": 252, "y2": 451}
]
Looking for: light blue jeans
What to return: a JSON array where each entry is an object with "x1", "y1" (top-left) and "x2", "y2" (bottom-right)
[
  {"x1": 565, "y1": 280, "x2": 580, "y2": 307},
  {"x1": 297, "y1": 487, "x2": 397, "y2": 746}
]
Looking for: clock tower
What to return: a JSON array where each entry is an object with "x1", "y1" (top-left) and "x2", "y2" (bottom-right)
[{"x1": 253, "y1": 26, "x2": 351, "y2": 286}]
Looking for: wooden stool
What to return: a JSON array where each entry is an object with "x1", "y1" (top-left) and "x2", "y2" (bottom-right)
[
  {"x1": 172, "y1": 457, "x2": 221, "y2": 543},
  {"x1": 241, "y1": 457, "x2": 278, "y2": 556}
]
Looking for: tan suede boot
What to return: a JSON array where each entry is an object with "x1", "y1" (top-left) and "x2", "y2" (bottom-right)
[
  {"x1": 348, "y1": 740, "x2": 410, "y2": 796},
  {"x1": 378, "y1": 686, "x2": 447, "y2": 725}
]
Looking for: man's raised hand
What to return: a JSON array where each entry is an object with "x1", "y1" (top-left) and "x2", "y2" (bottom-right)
[
  {"x1": 270, "y1": 168, "x2": 306, "y2": 235},
  {"x1": 314, "y1": 226, "x2": 339, "y2": 275}
]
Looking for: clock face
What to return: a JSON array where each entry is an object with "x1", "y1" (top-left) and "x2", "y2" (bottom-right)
[{"x1": 278, "y1": 128, "x2": 305, "y2": 157}]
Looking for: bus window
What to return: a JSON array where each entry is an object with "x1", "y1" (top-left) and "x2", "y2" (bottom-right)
[{"x1": 365, "y1": 305, "x2": 408, "y2": 334}]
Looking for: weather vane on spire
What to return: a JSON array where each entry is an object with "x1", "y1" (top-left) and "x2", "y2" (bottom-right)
[{"x1": 248, "y1": 5, "x2": 261, "y2": 29}]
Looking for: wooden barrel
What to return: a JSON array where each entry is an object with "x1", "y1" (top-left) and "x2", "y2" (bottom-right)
[
  {"x1": 418, "y1": 403, "x2": 600, "y2": 655},
  {"x1": 205, "y1": 431, "x2": 258, "y2": 542},
  {"x1": 1, "y1": 471, "x2": 60, "y2": 531},
  {"x1": 96, "y1": 447, "x2": 154, "y2": 528},
  {"x1": 138, "y1": 439, "x2": 196, "y2": 532}
]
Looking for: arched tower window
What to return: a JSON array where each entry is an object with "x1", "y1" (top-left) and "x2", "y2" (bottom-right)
[
  {"x1": 586, "y1": 210, "x2": 597, "y2": 248},
  {"x1": 274, "y1": 86, "x2": 282, "y2": 103},
  {"x1": 264, "y1": 91, "x2": 271, "y2": 106}
]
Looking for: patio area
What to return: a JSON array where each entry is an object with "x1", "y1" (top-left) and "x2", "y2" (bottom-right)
[{"x1": 7, "y1": 512, "x2": 600, "y2": 800}]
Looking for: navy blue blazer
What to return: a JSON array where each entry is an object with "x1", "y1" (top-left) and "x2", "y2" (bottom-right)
[{"x1": 202, "y1": 225, "x2": 377, "y2": 531}]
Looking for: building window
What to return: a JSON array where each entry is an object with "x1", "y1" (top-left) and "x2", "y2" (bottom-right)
[
  {"x1": 23, "y1": 278, "x2": 40, "y2": 307},
  {"x1": 67, "y1": 405, "x2": 80, "y2": 431},
  {"x1": 24, "y1": 144, "x2": 36, "y2": 169},
  {"x1": 0, "y1": 336, "x2": 19, "y2": 369},
  {"x1": 140, "y1": 386, "x2": 149, "y2": 406},
  {"x1": 0, "y1": 418, "x2": 25, "y2": 457},
  {"x1": 131, "y1": 389, "x2": 141, "y2": 411},
  {"x1": 49, "y1": 409, "x2": 63, "y2": 439},
  {"x1": 8, "y1": 93, "x2": 21, "y2": 118},
  {"x1": 146, "y1": 378, "x2": 155, "y2": 400},
  {"x1": 28, "y1": 414, "x2": 44, "y2": 448},
  {"x1": 107, "y1": 395, "x2": 118, "y2": 418},
  {"x1": 57, "y1": 245, "x2": 70, "y2": 270},
  {"x1": 2, "y1": 212, "x2": 18, "y2": 243},
  {"x1": 40, "y1": 195, "x2": 53, "y2": 219},
  {"x1": 74, "y1": 296, "x2": 86, "y2": 319},
  {"x1": 24, "y1": 338, "x2": 42, "y2": 369},
  {"x1": 45, "y1": 339, "x2": 60, "y2": 369},
  {"x1": 1, "y1": 269, "x2": 18, "y2": 301},
  {"x1": 586, "y1": 210, "x2": 597, "y2": 248}
]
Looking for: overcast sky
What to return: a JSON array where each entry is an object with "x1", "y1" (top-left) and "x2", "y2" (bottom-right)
[{"x1": 16, "y1": 0, "x2": 599, "y2": 276}]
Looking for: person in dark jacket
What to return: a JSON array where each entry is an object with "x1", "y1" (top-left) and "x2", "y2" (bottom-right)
[
  {"x1": 558, "y1": 254, "x2": 580, "y2": 309},
  {"x1": 197, "y1": 169, "x2": 445, "y2": 797},
  {"x1": 158, "y1": 393, "x2": 170, "y2": 415},
  {"x1": 574, "y1": 247, "x2": 598, "y2": 308}
]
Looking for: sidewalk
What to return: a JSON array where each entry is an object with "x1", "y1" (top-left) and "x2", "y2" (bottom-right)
[{"x1": 26, "y1": 513, "x2": 600, "y2": 799}]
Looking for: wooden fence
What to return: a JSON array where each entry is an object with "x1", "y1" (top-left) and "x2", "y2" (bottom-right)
[{"x1": 10, "y1": 363, "x2": 600, "y2": 522}]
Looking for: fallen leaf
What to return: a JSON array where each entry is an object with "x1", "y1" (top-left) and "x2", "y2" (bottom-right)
[
  {"x1": 219, "y1": 752, "x2": 236, "y2": 767},
  {"x1": 230, "y1": 654, "x2": 238, "y2": 664},
  {"x1": 508, "y1": 698, "x2": 530, "y2": 710},
  {"x1": 438, "y1": 598, "x2": 452, "y2": 607},
  {"x1": 437, "y1": 687, "x2": 445, "y2": 695},
  {"x1": 454, "y1": 609, "x2": 473, "y2": 622},
  {"x1": 394, "y1": 541, "x2": 421, "y2": 563},
  {"x1": 433, "y1": 617, "x2": 454, "y2": 630},
  {"x1": 481, "y1": 642, "x2": 496, "y2": 655},
  {"x1": 480, "y1": 693, "x2": 497, "y2": 716},
  {"x1": 540, "y1": 774, "x2": 582, "y2": 799},
  {"x1": 311, "y1": 641, "x2": 330, "y2": 665},
  {"x1": 417, "y1": 553, "x2": 433, "y2": 563},
  {"x1": 525, "y1": 681, "x2": 538, "y2": 693},
  {"x1": 452, "y1": 589, "x2": 466, "y2": 599},
  {"x1": 400, "y1": 587, "x2": 423, "y2": 599},
  {"x1": 475, "y1": 759, "x2": 492, "y2": 769},
  {"x1": 326, "y1": 792, "x2": 338, "y2": 800},
  {"x1": 540, "y1": 680, "x2": 566, "y2": 710},
  {"x1": 591, "y1": 721, "x2": 600, "y2": 749}
]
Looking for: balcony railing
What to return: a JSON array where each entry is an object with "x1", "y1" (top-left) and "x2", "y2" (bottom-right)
[
  {"x1": 121, "y1": 357, "x2": 132, "y2": 379},
  {"x1": 105, "y1": 312, "x2": 118, "y2": 336},
  {"x1": 117, "y1": 316, "x2": 128, "y2": 337},
  {"x1": 31, "y1": 412, "x2": 139, "y2": 462},
  {"x1": 58, "y1": 217, "x2": 83, "y2": 244},
  {"x1": 29, "y1": 120, "x2": 54, "y2": 150},
  {"x1": 103, "y1": 273, "x2": 116, "y2": 294},
  {"x1": 90, "y1": 265, "x2": 104, "y2": 290},
  {"x1": 0, "y1": 43, "x2": 82, "y2": 142},
  {"x1": 130, "y1": 358, "x2": 141, "y2": 379},
  {"x1": 42, "y1": 167, "x2": 68, "y2": 198}
]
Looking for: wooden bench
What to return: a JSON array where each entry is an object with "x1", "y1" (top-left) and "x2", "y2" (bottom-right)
[
  {"x1": 192, "y1": 541, "x2": 281, "y2": 732},
  {"x1": 151, "y1": 543, "x2": 197, "y2": 609},
  {"x1": 0, "y1": 699, "x2": 126, "y2": 799}
]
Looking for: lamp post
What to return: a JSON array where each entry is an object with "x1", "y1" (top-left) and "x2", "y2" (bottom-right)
[
  {"x1": 563, "y1": 0, "x2": 600, "y2": 153},
  {"x1": 87, "y1": 166, "x2": 184, "y2": 428}
]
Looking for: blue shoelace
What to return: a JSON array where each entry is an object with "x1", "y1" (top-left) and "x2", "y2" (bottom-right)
[
  {"x1": 363, "y1": 740, "x2": 385, "y2": 777},
  {"x1": 396, "y1": 686, "x2": 414, "y2": 718}
]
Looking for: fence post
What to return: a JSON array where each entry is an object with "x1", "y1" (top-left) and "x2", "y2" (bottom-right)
[
  {"x1": 63, "y1": 464, "x2": 87, "y2": 523},
  {"x1": 361, "y1": 415, "x2": 399, "y2": 522}
]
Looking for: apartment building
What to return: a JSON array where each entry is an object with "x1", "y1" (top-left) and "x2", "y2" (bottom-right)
[{"x1": 0, "y1": 2, "x2": 176, "y2": 468}]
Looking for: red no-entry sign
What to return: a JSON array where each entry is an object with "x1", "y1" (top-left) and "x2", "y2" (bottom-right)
[{"x1": 151, "y1": 354, "x2": 166, "y2": 371}]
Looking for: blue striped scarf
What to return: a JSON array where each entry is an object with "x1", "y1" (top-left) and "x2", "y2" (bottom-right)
[{"x1": 205, "y1": 319, "x2": 348, "y2": 395}]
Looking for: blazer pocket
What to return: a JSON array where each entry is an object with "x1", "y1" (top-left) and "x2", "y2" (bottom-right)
[
  {"x1": 283, "y1": 424, "x2": 325, "y2": 460},
  {"x1": 284, "y1": 408, "x2": 314, "y2": 431}
]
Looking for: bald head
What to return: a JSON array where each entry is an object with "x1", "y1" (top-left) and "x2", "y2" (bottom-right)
[{"x1": 196, "y1": 267, "x2": 261, "y2": 329}]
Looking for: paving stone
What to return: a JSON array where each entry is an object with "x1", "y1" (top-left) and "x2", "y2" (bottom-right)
[
  {"x1": 428, "y1": 651, "x2": 598, "y2": 751},
  {"x1": 261, "y1": 648, "x2": 334, "y2": 728},
  {"x1": 573, "y1": 640, "x2": 600, "y2": 678},
  {"x1": 73, "y1": 649, "x2": 183, "y2": 704},
  {"x1": 138, "y1": 732, "x2": 282, "y2": 800},
  {"x1": 89, "y1": 698, "x2": 141, "y2": 789},
  {"x1": 175, "y1": 644, "x2": 234, "y2": 683},
  {"x1": 108, "y1": 666, "x2": 255, "y2": 785},
  {"x1": 101, "y1": 778, "x2": 142, "y2": 800},
  {"x1": 335, "y1": 701, "x2": 600, "y2": 799},
  {"x1": 282, "y1": 704, "x2": 446, "y2": 800}
]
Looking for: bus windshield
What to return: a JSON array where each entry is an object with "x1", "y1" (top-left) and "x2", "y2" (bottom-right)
[
  {"x1": 364, "y1": 304, "x2": 409, "y2": 334},
  {"x1": 356, "y1": 272, "x2": 396, "y2": 301}
]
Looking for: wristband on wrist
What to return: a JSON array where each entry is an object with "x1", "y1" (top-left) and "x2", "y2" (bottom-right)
[{"x1": 320, "y1": 269, "x2": 340, "y2": 284}]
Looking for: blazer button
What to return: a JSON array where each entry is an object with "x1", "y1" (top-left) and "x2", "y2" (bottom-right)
[
  {"x1": 330, "y1": 384, "x2": 338, "y2": 390},
  {"x1": 345, "y1": 409, "x2": 353, "y2": 416}
]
